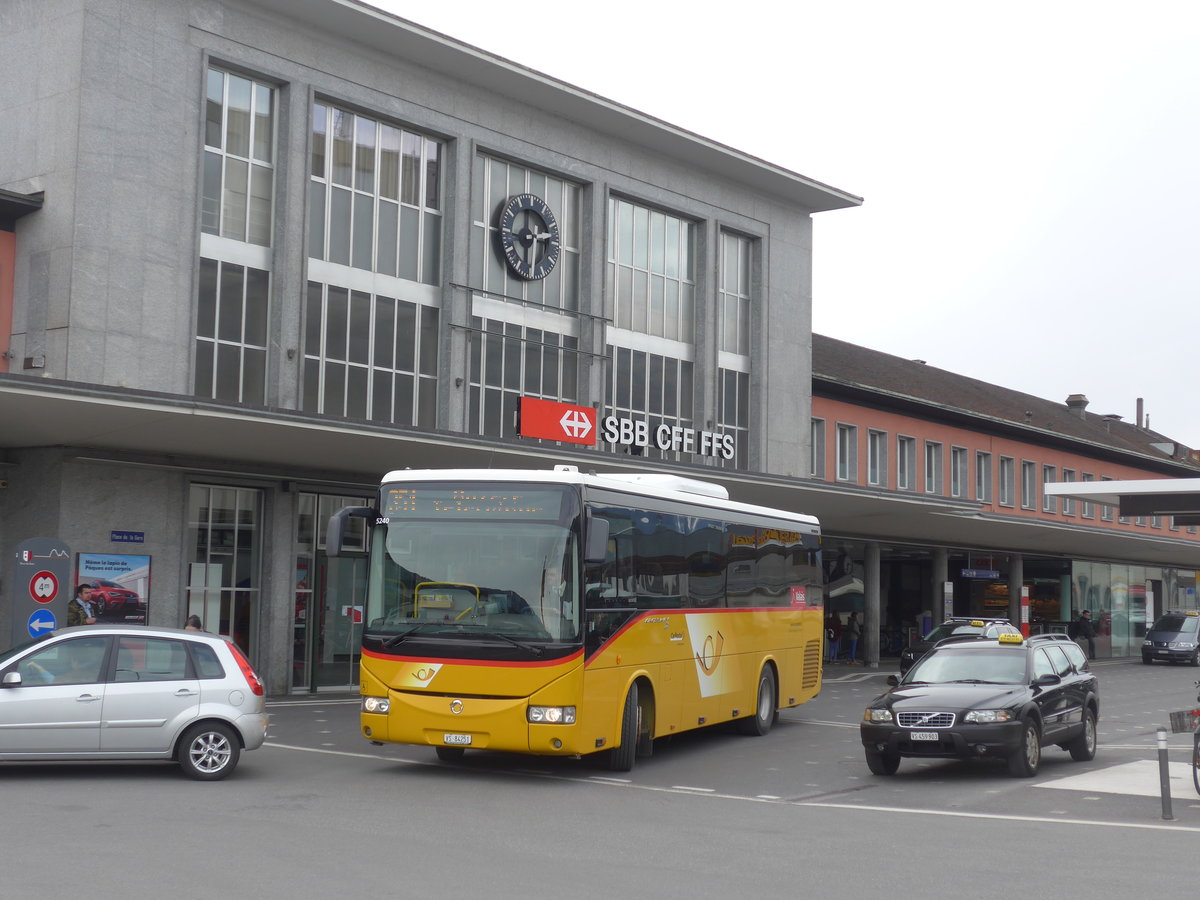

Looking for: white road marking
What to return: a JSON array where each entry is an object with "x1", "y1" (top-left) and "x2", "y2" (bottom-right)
[
  {"x1": 262, "y1": 742, "x2": 1200, "y2": 833},
  {"x1": 1036, "y1": 760, "x2": 1198, "y2": 798}
]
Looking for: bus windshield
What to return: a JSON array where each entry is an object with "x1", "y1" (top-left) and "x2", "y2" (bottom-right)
[{"x1": 364, "y1": 484, "x2": 581, "y2": 645}]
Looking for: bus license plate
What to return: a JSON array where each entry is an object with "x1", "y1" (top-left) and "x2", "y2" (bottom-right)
[
  {"x1": 443, "y1": 733, "x2": 472, "y2": 746},
  {"x1": 910, "y1": 732, "x2": 939, "y2": 741}
]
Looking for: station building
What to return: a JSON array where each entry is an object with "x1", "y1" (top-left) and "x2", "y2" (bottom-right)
[{"x1": 1, "y1": 0, "x2": 1196, "y2": 691}]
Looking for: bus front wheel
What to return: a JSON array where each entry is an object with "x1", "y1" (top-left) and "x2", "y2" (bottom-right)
[{"x1": 609, "y1": 683, "x2": 640, "y2": 772}]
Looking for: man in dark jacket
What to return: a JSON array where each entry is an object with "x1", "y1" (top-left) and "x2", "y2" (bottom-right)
[
  {"x1": 1075, "y1": 609, "x2": 1096, "y2": 660},
  {"x1": 67, "y1": 584, "x2": 98, "y2": 627}
]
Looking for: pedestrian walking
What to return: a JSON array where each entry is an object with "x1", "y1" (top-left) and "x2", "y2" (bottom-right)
[
  {"x1": 844, "y1": 611, "x2": 862, "y2": 663},
  {"x1": 1075, "y1": 609, "x2": 1096, "y2": 660},
  {"x1": 826, "y1": 611, "x2": 842, "y2": 663}
]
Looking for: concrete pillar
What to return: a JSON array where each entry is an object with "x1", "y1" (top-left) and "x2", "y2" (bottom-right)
[
  {"x1": 864, "y1": 541, "x2": 881, "y2": 668},
  {"x1": 932, "y1": 548, "x2": 949, "y2": 618},
  {"x1": 1008, "y1": 554, "x2": 1024, "y2": 625}
]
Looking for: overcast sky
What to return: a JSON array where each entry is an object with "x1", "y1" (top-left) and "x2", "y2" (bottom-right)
[{"x1": 369, "y1": 0, "x2": 1200, "y2": 448}]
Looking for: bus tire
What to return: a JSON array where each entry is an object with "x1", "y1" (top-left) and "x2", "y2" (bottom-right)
[
  {"x1": 609, "y1": 683, "x2": 639, "y2": 772},
  {"x1": 737, "y1": 666, "x2": 777, "y2": 736}
]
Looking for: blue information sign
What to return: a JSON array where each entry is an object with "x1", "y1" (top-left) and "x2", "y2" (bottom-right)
[{"x1": 27, "y1": 608, "x2": 57, "y2": 639}]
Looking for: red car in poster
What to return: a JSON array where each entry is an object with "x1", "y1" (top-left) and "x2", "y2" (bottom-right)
[{"x1": 89, "y1": 579, "x2": 144, "y2": 614}]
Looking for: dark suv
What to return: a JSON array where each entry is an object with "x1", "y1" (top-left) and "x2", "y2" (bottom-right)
[
  {"x1": 1142, "y1": 610, "x2": 1200, "y2": 666},
  {"x1": 899, "y1": 617, "x2": 1020, "y2": 674},
  {"x1": 861, "y1": 632, "x2": 1099, "y2": 778}
]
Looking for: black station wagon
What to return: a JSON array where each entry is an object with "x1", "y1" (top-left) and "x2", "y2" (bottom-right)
[{"x1": 861, "y1": 633, "x2": 1098, "y2": 777}]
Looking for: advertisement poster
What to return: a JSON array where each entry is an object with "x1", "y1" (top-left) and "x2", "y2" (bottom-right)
[{"x1": 77, "y1": 553, "x2": 150, "y2": 625}]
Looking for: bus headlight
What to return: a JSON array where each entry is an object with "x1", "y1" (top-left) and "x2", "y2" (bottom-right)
[
  {"x1": 362, "y1": 696, "x2": 390, "y2": 714},
  {"x1": 528, "y1": 705, "x2": 576, "y2": 724}
]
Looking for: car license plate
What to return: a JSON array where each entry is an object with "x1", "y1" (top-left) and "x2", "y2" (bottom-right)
[
  {"x1": 443, "y1": 733, "x2": 472, "y2": 746},
  {"x1": 910, "y1": 731, "x2": 939, "y2": 741}
]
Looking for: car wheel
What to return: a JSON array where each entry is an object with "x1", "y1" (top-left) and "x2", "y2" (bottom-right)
[
  {"x1": 178, "y1": 721, "x2": 240, "y2": 781},
  {"x1": 737, "y1": 667, "x2": 777, "y2": 736},
  {"x1": 1190, "y1": 652, "x2": 1200, "y2": 668},
  {"x1": 1007, "y1": 720, "x2": 1041, "y2": 777},
  {"x1": 435, "y1": 746, "x2": 466, "y2": 762},
  {"x1": 1067, "y1": 708, "x2": 1097, "y2": 761},
  {"x1": 1141, "y1": 656, "x2": 1152, "y2": 665},
  {"x1": 865, "y1": 749, "x2": 900, "y2": 776}
]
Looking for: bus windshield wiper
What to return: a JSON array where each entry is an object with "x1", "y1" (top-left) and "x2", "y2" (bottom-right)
[
  {"x1": 487, "y1": 630, "x2": 544, "y2": 657},
  {"x1": 381, "y1": 625, "x2": 426, "y2": 650}
]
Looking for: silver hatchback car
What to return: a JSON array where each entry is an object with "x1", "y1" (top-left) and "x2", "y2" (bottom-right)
[{"x1": 0, "y1": 625, "x2": 268, "y2": 779}]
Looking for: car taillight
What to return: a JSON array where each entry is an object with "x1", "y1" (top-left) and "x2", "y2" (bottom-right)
[{"x1": 227, "y1": 642, "x2": 265, "y2": 696}]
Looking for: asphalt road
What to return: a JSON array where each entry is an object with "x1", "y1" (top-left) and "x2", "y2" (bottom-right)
[{"x1": 5, "y1": 660, "x2": 1198, "y2": 898}]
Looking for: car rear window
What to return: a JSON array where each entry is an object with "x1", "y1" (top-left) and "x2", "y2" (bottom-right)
[{"x1": 187, "y1": 642, "x2": 225, "y2": 679}]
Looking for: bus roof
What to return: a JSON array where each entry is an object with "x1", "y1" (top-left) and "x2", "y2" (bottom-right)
[{"x1": 380, "y1": 465, "x2": 820, "y2": 530}]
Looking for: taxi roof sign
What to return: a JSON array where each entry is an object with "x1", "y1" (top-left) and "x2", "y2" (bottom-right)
[{"x1": 997, "y1": 633, "x2": 1024, "y2": 644}]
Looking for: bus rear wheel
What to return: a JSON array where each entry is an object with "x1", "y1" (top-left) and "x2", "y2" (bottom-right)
[
  {"x1": 737, "y1": 667, "x2": 777, "y2": 736},
  {"x1": 609, "y1": 683, "x2": 640, "y2": 772}
]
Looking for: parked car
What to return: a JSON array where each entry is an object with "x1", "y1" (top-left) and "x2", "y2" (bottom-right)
[
  {"x1": 898, "y1": 617, "x2": 1020, "y2": 674},
  {"x1": 1142, "y1": 610, "x2": 1200, "y2": 666},
  {"x1": 861, "y1": 632, "x2": 1099, "y2": 777},
  {"x1": 0, "y1": 625, "x2": 268, "y2": 779}
]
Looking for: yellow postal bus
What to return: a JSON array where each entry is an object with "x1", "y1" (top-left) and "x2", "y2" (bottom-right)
[{"x1": 328, "y1": 465, "x2": 824, "y2": 771}]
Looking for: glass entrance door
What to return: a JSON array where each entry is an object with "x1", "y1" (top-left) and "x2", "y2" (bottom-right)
[{"x1": 293, "y1": 493, "x2": 368, "y2": 691}]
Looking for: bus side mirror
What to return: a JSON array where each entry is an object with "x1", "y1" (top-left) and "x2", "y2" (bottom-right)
[
  {"x1": 327, "y1": 506, "x2": 378, "y2": 557},
  {"x1": 584, "y1": 514, "x2": 609, "y2": 564}
]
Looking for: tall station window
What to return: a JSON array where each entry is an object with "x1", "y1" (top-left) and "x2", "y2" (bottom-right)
[
  {"x1": 999, "y1": 456, "x2": 1015, "y2": 506},
  {"x1": 951, "y1": 446, "x2": 968, "y2": 498},
  {"x1": 867, "y1": 429, "x2": 887, "y2": 486},
  {"x1": 717, "y1": 232, "x2": 753, "y2": 469},
  {"x1": 811, "y1": 418, "x2": 826, "y2": 478},
  {"x1": 1042, "y1": 465, "x2": 1058, "y2": 513},
  {"x1": 202, "y1": 68, "x2": 275, "y2": 246},
  {"x1": 195, "y1": 67, "x2": 276, "y2": 403},
  {"x1": 1021, "y1": 461, "x2": 1037, "y2": 509},
  {"x1": 1061, "y1": 468, "x2": 1076, "y2": 516},
  {"x1": 301, "y1": 284, "x2": 438, "y2": 426},
  {"x1": 185, "y1": 485, "x2": 262, "y2": 660},
  {"x1": 897, "y1": 436, "x2": 916, "y2": 491},
  {"x1": 976, "y1": 451, "x2": 993, "y2": 502},
  {"x1": 1080, "y1": 473, "x2": 1095, "y2": 519},
  {"x1": 836, "y1": 424, "x2": 858, "y2": 482},
  {"x1": 467, "y1": 157, "x2": 584, "y2": 438},
  {"x1": 604, "y1": 197, "x2": 696, "y2": 460},
  {"x1": 304, "y1": 103, "x2": 444, "y2": 425},
  {"x1": 308, "y1": 103, "x2": 442, "y2": 283},
  {"x1": 924, "y1": 441, "x2": 944, "y2": 494}
]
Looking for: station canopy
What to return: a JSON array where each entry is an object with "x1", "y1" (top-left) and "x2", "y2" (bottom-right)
[{"x1": 1046, "y1": 479, "x2": 1200, "y2": 527}]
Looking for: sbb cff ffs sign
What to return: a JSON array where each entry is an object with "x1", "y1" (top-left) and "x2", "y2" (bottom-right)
[{"x1": 518, "y1": 397, "x2": 736, "y2": 460}]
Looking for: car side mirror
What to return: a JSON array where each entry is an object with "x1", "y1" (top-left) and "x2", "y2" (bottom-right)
[
  {"x1": 2, "y1": 671, "x2": 22, "y2": 687},
  {"x1": 1033, "y1": 673, "x2": 1061, "y2": 687},
  {"x1": 886, "y1": 674, "x2": 900, "y2": 687}
]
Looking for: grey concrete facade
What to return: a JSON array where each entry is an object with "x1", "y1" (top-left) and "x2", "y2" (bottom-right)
[{"x1": 0, "y1": 0, "x2": 858, "y2": 690}]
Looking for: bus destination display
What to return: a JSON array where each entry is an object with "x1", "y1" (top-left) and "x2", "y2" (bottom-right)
[{"x1": 383, "y1": 486, "x2": 563, "y2": 520}]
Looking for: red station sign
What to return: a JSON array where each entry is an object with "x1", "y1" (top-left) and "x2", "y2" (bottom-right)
[{"x1": 518, "y1": 397, "x2": 598, "y2": 446}]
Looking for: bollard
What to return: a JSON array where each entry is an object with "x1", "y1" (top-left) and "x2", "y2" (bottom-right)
[{"x1": 1156, "y1": 727, "x2": 1173, "y2": 821}]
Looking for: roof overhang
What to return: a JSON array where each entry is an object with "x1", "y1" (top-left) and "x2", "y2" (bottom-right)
[
  {"x1": 1047, "y1": 479, "x2": 1200, "y2": 527},
  {"x1": 4, "y1": 377, "x2": 1198, "y2": 568},
  {"x1": 0, "y1": 189, "x2": 44, "y2": 228},
  {"x1": 242, "y1": 0, "x2": 861, "y2": 213}
]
